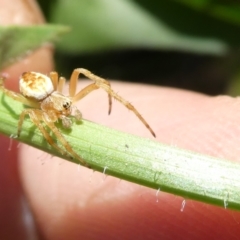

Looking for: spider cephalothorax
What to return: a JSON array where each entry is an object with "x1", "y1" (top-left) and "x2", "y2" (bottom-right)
[{"x1": 0, "y1": 68, "x2": 155, "y2": 167}]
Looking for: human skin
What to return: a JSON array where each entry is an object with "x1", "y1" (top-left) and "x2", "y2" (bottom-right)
[{"x1": 1, "y1": 0, "x2": 240, "y2": 240}]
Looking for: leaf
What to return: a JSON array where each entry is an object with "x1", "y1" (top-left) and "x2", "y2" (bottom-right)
[
  {"x1": 50, "y1": 0, "x2": 232, "y2": 55},
  {"x1": 176, "y1": 0, "x2": 240, "y2": 25},
  {"x1": 1, "y1": 88, "x2": 240, "y2": 210},
  {"x1": 0, "y1": 25, "x2": 70, "y2": 70},
  {"x1": 134, "y1": 0, "x2": 240, "y2": 48}
]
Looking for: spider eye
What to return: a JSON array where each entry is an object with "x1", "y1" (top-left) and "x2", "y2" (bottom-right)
[{"x1": 63, "y1": 101, "x2": 71, "y2": 109}]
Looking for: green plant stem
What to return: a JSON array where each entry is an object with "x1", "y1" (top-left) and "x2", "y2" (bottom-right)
[{"x1": 0, "y1": 91, "x2": 240, "y2": 211}]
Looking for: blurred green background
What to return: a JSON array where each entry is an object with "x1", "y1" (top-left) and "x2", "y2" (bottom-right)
[{"x1": 38, "y1": 0, "x2": 240, "y2": 95}]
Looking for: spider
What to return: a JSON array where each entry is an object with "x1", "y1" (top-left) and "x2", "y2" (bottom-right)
[{"x1": 0, "y1": 68, "x2": 156, "y2": 167}]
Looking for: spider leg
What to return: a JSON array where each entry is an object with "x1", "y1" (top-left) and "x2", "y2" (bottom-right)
[
  {"x1": 18, "y1": 109, "x2": 87, "y2": 164},
  {"x1": 70, "y1": 83, "x2": 98, "y2": 122},
  {"x1": 57, "y1": 77, "x2": 66, "y2": 93},
  {"x1": 42, "y1": 117, "x2": 89, "y2": 167},
  {"x1": 27, "y1": 109, "x2": 74, "y2": 158},
  {"x1": 71, "y1": 68, "x2": 156, "y2": 137},
  {"x1": 0, "y1": 82, "x2": 39, "y2": 108},
  {"x1": 69, "y1": 69, "x2": 79, "y2": 97},
  {"x1": 50, "y1": 72, "x2": 58, "y2": 90},
  {"x1": 72, "y1": 83, "x2": 99, "y2": 102},
  {"x1": 69, "y1": 68, "x2": 112, "y2": 114},
  {"x1": 17, "y1": 109, "x2": 31, "y2": 137},
  {"x1": 17, "y1": 109, "x2": 61, "y2": 153}
]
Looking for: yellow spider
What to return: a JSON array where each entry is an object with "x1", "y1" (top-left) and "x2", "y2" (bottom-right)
[{"x1": 0, "y1": 68, "x2": 155, "y2": 167}]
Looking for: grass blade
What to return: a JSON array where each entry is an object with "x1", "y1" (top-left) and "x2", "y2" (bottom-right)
[{"x1": 0, "y1": 90, "x2": 240, "y2": 210}]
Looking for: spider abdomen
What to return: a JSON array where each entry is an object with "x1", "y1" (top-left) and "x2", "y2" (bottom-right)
[{"x1": 20, "y1": 72, "x2": 54, "y2": 101}]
